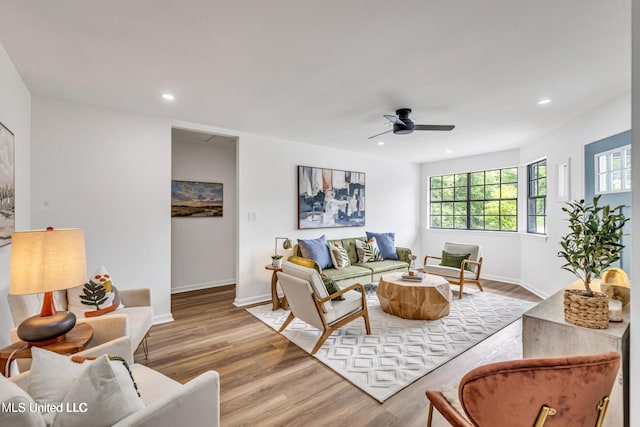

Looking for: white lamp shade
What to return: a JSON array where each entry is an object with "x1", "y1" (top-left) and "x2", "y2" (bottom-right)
[{"x1": 10, "y1": 228, "x2": 87, "y2": 295}]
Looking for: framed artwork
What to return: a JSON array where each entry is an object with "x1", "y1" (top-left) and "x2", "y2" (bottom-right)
[
  {"x1": 0, "y1": 122, "x2": 14, "y2": 247},
  {"x1": 298, "y1": 165, "x2": 365, "y2": 229},
  {"x1": 171, "y1": 180, "x2": 223, "y2": 217}
]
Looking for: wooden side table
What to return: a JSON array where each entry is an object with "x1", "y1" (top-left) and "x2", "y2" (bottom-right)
[
  {"x1": 265, "y1": 264, "x2": 288, "y2": 310},
  {"x1": 0, "y1": 322, "x2": 94, "y2": 377}
]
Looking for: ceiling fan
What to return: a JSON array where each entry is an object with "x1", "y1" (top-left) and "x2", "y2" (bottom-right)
[{"x1": 367, "y1": 108, "x2": 455, "y2": 139}]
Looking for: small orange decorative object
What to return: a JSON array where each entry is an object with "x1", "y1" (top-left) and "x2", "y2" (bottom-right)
[{"x1": 601, "y1": 268, "x2": 631, "y2": 306}]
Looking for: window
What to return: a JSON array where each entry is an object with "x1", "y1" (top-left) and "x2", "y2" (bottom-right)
[
  {"x1": 595, "y1": 145, "x2": 631, "y2": 194},
  {"x1": 527, "y1": 159, "x2": 547, "y2": 234},
  {"x1": 430, "y1": 167, "x2": 518, "y2": 231}
]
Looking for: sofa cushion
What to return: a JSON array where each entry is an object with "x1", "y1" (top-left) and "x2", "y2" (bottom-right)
[
  {"x1": 365, "y1": 232, "x2": 398, "y2": 260},
  {"x1": 322, "y1": 265, "x2": 372, "y2": 282},
  {"x1": 356, "y1": 238, "x2": 383, "y2": 263},
  {"x1": 52, "y1": 355, "x2": 145, "y2": 427},
  {"x1": 298, "y1": 235, "x2": 333, "y2": 269},
  {"x1": 356, "y1": 260, "x2": 409, "y2": 274},
  {"x1": 425, "y1": 265, "x2": 477, "y2": 280},
  {"x1": 130, "y1": 364, "x2": 183, "y2": 405},
  {"x1": 117, "y1": 306, "x2": 154, "y2": 349},
  {"x1": 324, "y1": 290, "x2": 364, "y2": 325},
  {"x1": 0, "y1": 374, "x2": 46, "y2": 427},
  {"x1": 337, "y1": 238, "x2": 361, "y2": 265},
  {"x1": 67, "y1": 266, "x2": 122, "y2": 317},
  {"x1": 328, "y1": 241, "x2": 351, "y2": 270},
  {"x1": 321, "y1": 275, "x2": 344, "y2": 301},
  {"x1": 441, "y1": 250, "x2": 472, "y2": 271}
]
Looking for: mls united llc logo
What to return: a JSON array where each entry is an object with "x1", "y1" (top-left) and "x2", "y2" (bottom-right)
[{"x1": 2, "y1": 401, "x2": 88, "y2": 414}]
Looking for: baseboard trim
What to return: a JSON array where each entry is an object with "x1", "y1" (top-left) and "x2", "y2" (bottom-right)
[
  {"x1": 153, "y1": 313, "x2": 175, "y2": 325},
  {"x1": 481, "y1": 273, "x2": 549, "y2": 299},
  {"x1": 234, "y1": 294, "x2": 271, "y2": 307},
  {"x1": 171, "y1": 279, "x2": 235, "y2": 294}
]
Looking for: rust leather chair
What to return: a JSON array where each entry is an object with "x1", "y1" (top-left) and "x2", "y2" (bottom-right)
[{"x1": 426, "y1": 352, "x2": 620, "y2": 427}]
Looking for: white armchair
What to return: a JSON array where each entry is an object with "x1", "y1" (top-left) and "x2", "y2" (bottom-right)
[
  {"x1": 277, "y1": 261, "x2": 371, "y2": 354},
  {"x1": 423, "y1": 242, "x2": 484, "y2": 299},
  {"x1": 4, "y1": 337, "x2": 220, "y2": 427},
  {"x1": 7, "y1": 287, "x2": 153, "y2": 368}
]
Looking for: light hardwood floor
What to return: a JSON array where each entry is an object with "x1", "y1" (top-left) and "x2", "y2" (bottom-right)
[{"x1": 136, "y1": 281, "x2": 541, "y2": 427}]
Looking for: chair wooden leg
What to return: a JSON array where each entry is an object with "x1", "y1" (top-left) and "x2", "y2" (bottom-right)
[
  {"x1": 427, "y1": 402, "x2": 434, "y2": 427},
  {"x1": 363, "y1": 312, "x2": 371, "y2": 335},
  {"x1": 278, "y1": 312, "x2": 295, "y2": 332},
  {"x1": 141, "y1": 334, "x2": 149, "y2": 359},
  {"x1": 458, "y1": 282, "x2": 464, "y2": 299},
  {"x1": 311, "y1": 329, "x2": 333, "y2": 354}
]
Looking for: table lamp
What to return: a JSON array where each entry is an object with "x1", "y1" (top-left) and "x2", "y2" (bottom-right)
[
  {"x1": 274, "y1": 237, "x2": 293, "y2": 257},
  {"x1": 10, "y1": 227, "x2": 87, "y2": 346}
]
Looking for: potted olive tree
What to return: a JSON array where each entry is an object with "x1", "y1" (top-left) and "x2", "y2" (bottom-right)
[{"x1": 557, "y1": 195, "x2": 628, "y2": 329}]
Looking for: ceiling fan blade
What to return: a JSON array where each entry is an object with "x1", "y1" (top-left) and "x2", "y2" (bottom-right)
[
  {"x1": 383, "y1": 114, "x2": 404, "y2": 125},
  {"x1": 414, "y1": 124, "x2": 455, "y2": 131},
  {"x1": 367, "y1": 129, "x2": 393, "y2": 140}
]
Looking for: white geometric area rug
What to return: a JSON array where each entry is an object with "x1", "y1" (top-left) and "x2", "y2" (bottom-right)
[{"x1": 247, "y1": 289, "x2": 537, "y2": 402}]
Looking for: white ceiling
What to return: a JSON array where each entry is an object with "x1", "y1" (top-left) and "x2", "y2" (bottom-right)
[{"x1": 0, "y1": 0, "x2": 630, "y2": 163}]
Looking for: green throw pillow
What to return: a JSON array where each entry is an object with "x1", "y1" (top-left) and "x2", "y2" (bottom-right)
[
  {"x1": 440, "y1": 251, "x2": 472, "y2": 271},
  {"x1": 321, "y1": 275, "x2": 345, "y2": 301}
]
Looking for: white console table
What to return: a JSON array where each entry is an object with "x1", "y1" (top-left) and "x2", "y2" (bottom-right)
[{"x1": 522, "y1": 289, "x2": 629, "y2": 427}]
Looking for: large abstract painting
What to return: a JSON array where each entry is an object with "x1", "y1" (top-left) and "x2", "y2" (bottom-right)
[
  {"x1": 171, "y1": 180, "x2": 223, "y2": 217},
  {"x1": 0, "y1": 122, "x2": 14, "y2": 247},
  {"x1": 298, "y1": 166, "x2": 365, "y2": 229}
]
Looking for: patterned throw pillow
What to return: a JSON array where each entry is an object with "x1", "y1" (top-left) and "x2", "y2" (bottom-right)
[
  {"x1": 328, "y1": 241, "x2": 351, "y2": 270},
  {"x1": 356, "y1": 237, "x2": 383, "y2": 263},
  {"x1": 321, "y1": 275, "x2": 345, "y2": 301},
  {"x1": 67, "y1": 266, "x2": 122, "y2": 318}
]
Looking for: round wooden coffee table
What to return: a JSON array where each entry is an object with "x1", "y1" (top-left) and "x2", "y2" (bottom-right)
[{"x1": 377, "y1": 272, "x2": 451, "y2": 320}]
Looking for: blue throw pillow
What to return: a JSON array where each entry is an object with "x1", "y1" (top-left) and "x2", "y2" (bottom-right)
[
  {"x1": 365, "y1": 232, "x2": 398, "y2": 260},
  {"x1": 298, "y1": 235, "x2": 333, "y2": 269}
]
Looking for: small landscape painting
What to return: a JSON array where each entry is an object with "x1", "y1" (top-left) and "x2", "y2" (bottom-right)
[
  {"x1": 171, "y1": 180, "x2": 223, "y2": 217},
  {"x1": 0, "y1": 122, "x2": 14, "y2": 247}
]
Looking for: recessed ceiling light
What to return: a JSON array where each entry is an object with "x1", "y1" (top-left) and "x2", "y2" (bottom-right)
[
  {"x1": 445, "y1": 149, "x2": 452, "y2": 153},
  {"x1": 377, "y1": 141, "x2": 384, "y2": 146},
  {"x1": 537, "y1": 99, "x2": 552, "y2": 105},
  {"x1": 162, "y1": 93, "x2": 175, "y2": 101}
]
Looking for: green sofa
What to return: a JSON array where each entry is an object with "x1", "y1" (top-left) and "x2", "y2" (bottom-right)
[{"x1": 288, "y1": 237, "x2": 411, "y2": 288}]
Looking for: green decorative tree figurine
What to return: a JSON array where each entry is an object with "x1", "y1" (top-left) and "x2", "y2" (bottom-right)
[{"x1": 80, "y1": 280, "x2": 108, "y2": 310}]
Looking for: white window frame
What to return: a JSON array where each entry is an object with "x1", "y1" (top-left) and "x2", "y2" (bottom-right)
[{"x1": 595, "y1": 145, "x2": 631, "y2": 194}]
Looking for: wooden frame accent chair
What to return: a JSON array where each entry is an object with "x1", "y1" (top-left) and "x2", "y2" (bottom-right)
[
  {"x1": 425, "y1": 352, "x2": 620, "y2": 427},
  {"x1": 423, "y1": 242, "x2": 483, "y2": 298},
  {"x1": 276, "y1": 261, "x2": 371, "y2": 354}
]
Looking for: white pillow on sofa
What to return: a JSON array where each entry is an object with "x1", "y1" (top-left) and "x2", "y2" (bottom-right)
[
  {"x1": 27, "y1": 347, "x2": 144, "y2": 427},
  {"x1": 52, "y1": 355, "x2": 145, "y2": 427},
  {"x1": 0, "y1": 375, "x2": 46, "y2": 427}
]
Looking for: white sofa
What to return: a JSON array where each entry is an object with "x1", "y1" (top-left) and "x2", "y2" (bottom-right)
[
  {"x1": 3, "y1": 337, "x2": 220, "y2": 427},
  {"x1": 7, "y1": 288, "x2": 153, "y2": 367}
]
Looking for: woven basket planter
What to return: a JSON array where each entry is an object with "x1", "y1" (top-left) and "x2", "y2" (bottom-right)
[{"x1": 563, "y1": 289, "x2": 609, "y2": 329}]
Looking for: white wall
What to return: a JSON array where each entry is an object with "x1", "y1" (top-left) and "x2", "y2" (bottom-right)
[
  {"x1": 420, "y1": 93, "x2": 630, "y2": 298},
  {"x1": 171, "y1": 137, "x2": 236, "y2": 292},
  {"x1": 31, "y1": 96, "x2": 173, "y2": 324},
  {"x1": 519, "y1": 93, "x2": 630, "y2": 297},
  {"x1": 236, "y1": 133, "x2": 422, "y2": 306},
  {"x1": 0, "y1": 42, "x2": 31, "y2": 346}
]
